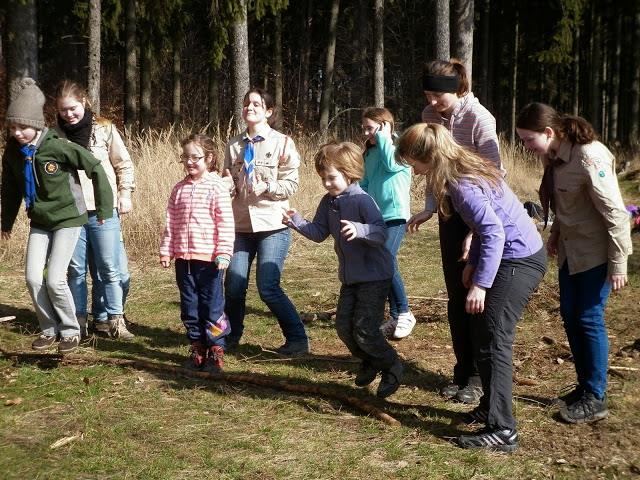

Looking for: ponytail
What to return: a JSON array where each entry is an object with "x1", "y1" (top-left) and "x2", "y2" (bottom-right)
[
  {"x1": 561, "y1": 116, "x2": 597, "y2": 144},
  {"x1": 517, "y1": 102, "x2": 597, "y2": 145}
]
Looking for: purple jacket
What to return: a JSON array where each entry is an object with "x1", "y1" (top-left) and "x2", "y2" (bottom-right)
[{"x1": 448, "y1": 178, "x2": 543, "y2": 288}]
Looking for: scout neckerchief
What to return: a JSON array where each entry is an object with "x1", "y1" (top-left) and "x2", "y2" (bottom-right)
[
  {"x1": 20, "y1": 144, "x2": 37, "y2": 210},
  {"x1": 243, "y1": 135, "x2": 264, "y2": 190}
]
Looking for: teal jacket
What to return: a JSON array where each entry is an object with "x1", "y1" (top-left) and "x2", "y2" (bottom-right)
[
  {"x1": 1, "y1": 128, "x2": 113, "y2": 232},
  {"x1": 360, "y1": 132, "x2": 411, "y2": 222}
]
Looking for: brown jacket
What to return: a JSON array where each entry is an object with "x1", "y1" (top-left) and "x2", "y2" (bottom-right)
[
  {"x1": 550, "y1": 139, "x2": 631, "y2": 275},
  {"x1": 224, "y1": 126, "x2": 300, "y2": 233}
]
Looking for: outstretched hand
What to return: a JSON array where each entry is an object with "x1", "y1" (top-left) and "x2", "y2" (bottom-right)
[
  {"x1": 282, "y1": 208, "x2": 297, "y2": 225},
  {"x1": 340, "y1": 220, "x2": 357, "y2": 241},
  {"x1": 406, "y1": 209, "x2": 433, "y2": 233}
]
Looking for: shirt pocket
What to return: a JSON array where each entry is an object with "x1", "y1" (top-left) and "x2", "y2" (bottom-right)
[
  {"x1": 555, "y1": 183, "x2": 583, "y2": 214},
  {"x1": 254, "y1": 155, "x2": 279, "y2": 182}
]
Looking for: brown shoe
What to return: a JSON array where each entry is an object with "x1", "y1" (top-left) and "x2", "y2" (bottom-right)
[
  {"x1": 58, "y1": 335, "x2": 80, "y2": 354},
  {"x1": 32, "y1": 334, "x2": 57, "y2": 351},
  {"x1": 108, "y1": 315, "x2": 135, "y2": 340},
  {"x1": 205, "y1": 346, "x2": 224, "y2": 373},
  {"x1": 183, "y1": 341, "x2": 207, "y2": 370}
]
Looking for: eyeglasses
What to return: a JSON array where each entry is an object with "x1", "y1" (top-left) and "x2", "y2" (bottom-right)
[{"x1": 179, "y1": 154, "x2": 205, "y2": 164}]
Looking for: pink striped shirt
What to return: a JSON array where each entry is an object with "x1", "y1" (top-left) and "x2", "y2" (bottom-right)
[{"x1": 160, "y1": 172, "x2": 235, "y2": 262}]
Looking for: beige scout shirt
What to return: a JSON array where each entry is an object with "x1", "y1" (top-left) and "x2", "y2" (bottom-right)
[
  {"x1": 56, "y1": 118, "x2": 135, "y2": 210},
  {"x1": 224, "y1": 125, "x2": 299, "y2": 233},
  {"x1": 549, "y1": 139, "x2": 631, "y2": 276}
]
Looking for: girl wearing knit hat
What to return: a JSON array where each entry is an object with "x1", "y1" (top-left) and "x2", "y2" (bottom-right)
[{"x1": 1, "y1": 77, "x2": 114, "y2": 354}]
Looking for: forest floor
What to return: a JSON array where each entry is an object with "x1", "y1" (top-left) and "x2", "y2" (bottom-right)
[{"x1": 1, "y1": 183, "x2": 640, "y2": 479}]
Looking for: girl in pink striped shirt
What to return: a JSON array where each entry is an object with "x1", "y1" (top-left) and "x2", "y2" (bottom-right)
[{"x1": 160, "y1": 134, "x2": 235, "y2": 372}]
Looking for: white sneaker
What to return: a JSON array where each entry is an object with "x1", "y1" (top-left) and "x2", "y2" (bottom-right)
[{"x1": 393, "y1": 311, "x2": 416, "y2": 339}]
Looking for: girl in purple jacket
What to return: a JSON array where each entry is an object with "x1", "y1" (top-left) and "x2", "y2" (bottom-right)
[{"x1": 397, "y1": 123, "x2": 547, "y2": 453}]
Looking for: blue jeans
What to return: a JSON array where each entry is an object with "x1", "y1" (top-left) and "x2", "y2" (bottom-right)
[
  {"x1": 559, "y1": 262, "x2": 611, "y2": 399},
  {"x1": 224, "y1": 228, "x2": 307, "y2": 344},
  {"x1": 176, "y1": 259, "x2": 227, "y2": 348},
  {"x1": 90, "y1": 229, "x2": 131, "y2": 321},
  {"x1": 385, "y1": 220, "x2": 409, "y2": 318},
  {"x1": 68, "y1": 210, "x2": 124, "y2": 319}
]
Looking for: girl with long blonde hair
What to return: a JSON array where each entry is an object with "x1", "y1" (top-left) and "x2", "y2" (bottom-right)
[{"x1": 397, "y1": 123, "x2": 546, "y2": 452}]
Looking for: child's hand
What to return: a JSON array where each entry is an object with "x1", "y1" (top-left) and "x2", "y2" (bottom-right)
[
  {"x1": 160, "y1": 257, "x2": 171, "y2": 268},
  {"x1": 221, "y1": 169, "x2": 236, "y2": 194},
  {"x1": 340, "y1": 220, "x2": 357, "y2": 241},
  {"x1": 282, "y1": 208, "x2": 297, "y2": 224},
  {"x1": 465, "y1": 284, "x2": 486, "y2": 314},
  {"x1": 215, "y1": 255, "x2": 231, "y2": 270},
  {"x1": 1, "y1": 231, "x2": 11, "y2": 241},
  {"x1": 252, "y1": 175, "x2": 269, "y2": 196},
  {"x1": 379, "y1": 121, "x2": 392, "y2": 139}
]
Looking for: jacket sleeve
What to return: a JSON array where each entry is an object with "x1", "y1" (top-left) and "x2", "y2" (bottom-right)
[
  {"x1": 106, "y1": 124, "x2": 135, "y2": 199},
  {"x1": 288, "y1": 197, "x2": 331, "y2": 243},
  {"x1": 212, "y1": 183, "x2": 235, "y2": 258},
  {"x1": 266, "y1": 136, "x2": 300, "y2": 200},
  {"x1": 472, "y1": 111, "x2": 502, "y2": 169},
  {"x1": 352, "y1": 195, "x2": 387, "y2": 246},
  {"x1": 584, "y1": 154, "x2": 632, "y2": 275},
  {"x1": 159, "y1": 185, "x2": 178, "y2": 259},
  {"x1": 1, "y1": 148, "x2": 23, "y2": 233}
]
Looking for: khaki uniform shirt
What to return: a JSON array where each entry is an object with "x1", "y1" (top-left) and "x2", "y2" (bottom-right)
[
  {"x1": 224, "y1": 125, "x2": 299, "y2": 232},
  {"x1": 550, "y1": 139, "x2": 631, "y2": 275}
]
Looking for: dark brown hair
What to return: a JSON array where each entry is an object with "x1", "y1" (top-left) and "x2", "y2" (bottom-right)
[
  {"x1": 422, "y1": 58, "x2": 469, "y2": 96},
  {"x1": 516, "y1": 102, "x2": 597, "y2": 144},
  {"x1": 181, "y1": 134, "x2": 220, "y2": 173},
  {"x1": 243, "y1": 87, "x2": 279, "y2": 128}
]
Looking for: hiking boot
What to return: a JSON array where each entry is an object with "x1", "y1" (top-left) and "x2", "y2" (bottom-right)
[
  {"x1": 354, "y1": 362, "x2": 378, "y2": 387},
  {"x1": 559, "y1": 392, "x2": 608, "y2": 424},
  {"x1": 108, "y1": 314, "x2": 135, "y2": 340},
  {"x1": 458, "y1": 427, "x2": 518, "y2": 453},
  {"x1": 552, "y1": 385, "x2": 584, "y2": 407},
  {"x1": 275, "y1": 339, "x2": 310, "y2": 357},
  {"x1": 225, "y1": 338, "x2": 240, "y2": 353},
  {"x1": 392, "y1": 311, "x2": 416, "y2": 340},
  {"x1": 460, "y1": 406, "x2": 489, "y2": 425},
  {"x1": 380, "y1": 318, "x2": 398, "y2": 339},
  {"x1": 376, "y1": 359, "x2": 404, "y2": 399},
  {"x1": 77, "y1": 315, "x2": 89, "y2": 340},
  {"x1": 440, "y1": 383, "x2": 460, "y2": 399},
  {"x1": 94, "y1": 321, "x2": 111, "y2": 336},
  {"x1": 183, "y1": 341, "x2": 207, "y2": 370},
  {"x1": 456, "y1": 384, "x2": 483, "y2": 404},
  {"x1": 205, "y1": 346, "x2": 224, "y2": 373},
  {"x1": 32, "y1": 334, "x2": 57, "y2": 351},
  {"x1": 58, "y1": 335, "x2": 80, "y2": 354}
]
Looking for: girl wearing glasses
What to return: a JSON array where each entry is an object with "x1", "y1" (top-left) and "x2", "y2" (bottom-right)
[
  {"x1": 221, "y1": 88, "x2": 309, "y2": 356},
  {"x1": 360, "y1": 107, "x2": 414, "y2": 340},
  {"x1": 55, "y1": 80, "x2": 135, "y2": 341},
  {"x1": 160, "y1": 134, "x2": 235, "y2": 372},
  {"x1": 283, "y1": 141, "x2": 403, "y2": 399}
]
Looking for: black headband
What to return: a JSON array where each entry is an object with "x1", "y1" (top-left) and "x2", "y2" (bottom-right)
[{"x1": 422, "y1": 74, "x2": 460, "y2": 93}]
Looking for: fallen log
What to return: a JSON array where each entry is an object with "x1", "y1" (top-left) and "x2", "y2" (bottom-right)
[{"x1": 0, "y1": 349, "x2": 400, "y2": 427}]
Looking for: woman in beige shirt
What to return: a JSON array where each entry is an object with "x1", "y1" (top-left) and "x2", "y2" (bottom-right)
[
  {"x1": 222, "y1": 88, "x2": 309, "y2": 356},
  {"x1": 517, "y1": 102, "x2": 631, "y2": 425}
]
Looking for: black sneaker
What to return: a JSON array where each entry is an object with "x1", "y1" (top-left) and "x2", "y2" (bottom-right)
[
  {"x1": 275, "y1": 340, "x2": 310, "y2": 357},
  {"x1": 32, "y1": 334, "x2": 57, "y2": 351},
  {"x1": 458, "y1": 427, "x2": 518, "y2": 453},
  {"x1": 456, "y1": 384, "x2": 483, "y2": 404},
  {"x1": 461, "y1": 406, "x2": 489, "y2": 425},
  {"x1": 440, "y1": 383, "x2": 460, "y2": 399},
  {"x1": 552, "y1": 385, "x2": 584, "y2": 407},
  {"x1": 559, "y1": 392, "x2": 608, "y2": 424},
  {"x1": 354, "y1": 363, "x2": 378, "y2": 387},
  {"x1": 58, "y1": 335, "x2": 80, "y2": 354},
  {"x1": 376, "y1": 359, "x2": 403, "y2": 399}
]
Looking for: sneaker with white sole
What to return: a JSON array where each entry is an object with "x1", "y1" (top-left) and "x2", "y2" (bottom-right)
[
  {"x1": 58, "y1": 335, "x2": 80, "y2": 354},
  {"x1": 108, "y1": 314, "x2": 135, "y2": 340},
  {"x1": 32, "y1": 334, "x2": 58, "y2": 351},
  {"x1": 392, "y1": 311, "x2": 416, "y2": 339},
  {"x1": 458, "y1": 427, "x2": 518, "y2": 453}
]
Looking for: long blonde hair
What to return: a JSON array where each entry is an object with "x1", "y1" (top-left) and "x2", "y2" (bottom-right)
[{"x1": 396, "y1": 123, "x2": 502, "y2": 219}]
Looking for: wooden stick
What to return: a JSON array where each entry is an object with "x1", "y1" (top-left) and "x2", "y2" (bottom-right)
[
  {"x1": 1, "y1": 349, "x2": 400, "y2": 427},
  {"x1": 0, "y1": 316, "x2": 17, "y2": 323},
  {"x1": 406, "y1": 296, "x2": 449, "y2": 302},
  {"x1": 609, "y1": 365, "x2": 639, "y2": 372}
]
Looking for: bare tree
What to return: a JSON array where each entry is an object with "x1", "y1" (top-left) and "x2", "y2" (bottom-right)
[
  {"x1": 373, "y1": 0, "x2": 384, "y2": 107},
  {"x1": 140, "y1": 39, "x2": 152, "y2": 129},
  {"x1": 124, "y1": 0, "x2": 138, "y2": 128},
  {"x1": 434, "y1": 0, "x2": 450, "y2": 60},
  {"x1": 319, "y1": 0, "x2": 340, "y2": 132},
  {"x1": 274, "y1": 11, "x2": 283, "y2": 130},
  {"x1": 630, "y1": 6, "x2": 640, "y2": 142},
  {"x1": 88, "y1": 0, "x2": 101, "y2": 115},
  {"x1": 5, "y1": 0, "x2": 38, "y2": 99},
  {"x1": 172, "y1": 37, "x2": 181, "y2": 124},
  {"x1": 452, "y1": 0, "x2": 474, "y2": 85},
  {"x1": 230, "y1": 0, "x2": 251, "y2": 132}
]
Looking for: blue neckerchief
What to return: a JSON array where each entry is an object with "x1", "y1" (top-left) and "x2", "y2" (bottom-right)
[
  {"x1": 243, "y1": 135, "x2": 264, "y2": 188},
  {"x1": 19, "y1": 144, "x2": 37, "y2": 210}
]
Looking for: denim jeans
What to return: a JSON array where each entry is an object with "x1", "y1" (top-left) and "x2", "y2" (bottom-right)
[
  {"x1": 26, "y1": 226, "x2": 81, "y2": 338},
  {"x1": 68, "y1": 210, "x2": 124, "y2": 320},
  {"x1": 225, "y1": 228, "x2": 307, "y2": 344},
  {"x1": 335, "y1": 279, "x2": 397, "y2": 371},
  {"x1": 385, "y1": 220, "x2": 409, "y2": 318},
  {"x1": 90, "y1": 227, "x2": 131, "y2": 322},
  {"x1": 176, "y1": 259, "x2": 227, "y2": 348},
  {"x1": 559, "y1": 262, "x2": 611, "y2": 399}
]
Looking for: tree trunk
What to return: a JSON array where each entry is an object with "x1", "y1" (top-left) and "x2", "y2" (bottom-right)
[
  {"x1": 207, "y1": 66, "x2": 219, "y2": 129},
  {"x1": 172, "y1": 37, "x2": 181, "y2": 124},
  {"x1": 140, "y1": 39, "x2": 152, "y2": 129},
  {"x1": 479, "y1": 0, "x2": 491, "y2": 108},
  {"x1": 124, "y1": 0, "x2": 138, "y2": 128},
  {"x1": 589, "y1": 5, "x2": 602, "y2": 132},
  {"x1": 274, "y1": 11, "x2": 283, "y2": 130},
  {"x1": 319, "y1": 0, "x2": 340, "y2": 132},
  {"x1": 373, "y1": 0, "x2": 384, "y2": 107},
  {"x1": 630, "y1": 6, "x2": 640, "y2": 142},
  {"x1": 5, "y1": 0, "x2": 38, "y2": 99},
  {"x1": 434, "y1": 0, "x2": 450, "y2": 60},
  {"x1": 572, "y1": 25, "x2": 580, "y2": 116},
  {"x1": 452, "y1": 0, "x2": 474, "y2": 85},
  {"x1": 510, "y1": 7, "x2": 518, "y2": 144},
  {"x1": 230, "y1": 0, "x2": 251, "y2": 132},
  {"x1": 87, "y1": 0, "x2": 101, "y2": 115},
  {"x1": 608, "y1": 12, "x2": 621, "y2": 143}
]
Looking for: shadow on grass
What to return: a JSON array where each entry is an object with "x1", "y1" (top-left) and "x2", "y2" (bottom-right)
[{"x1": 0, "y1": 303, "x2": 40, "y2": 335}]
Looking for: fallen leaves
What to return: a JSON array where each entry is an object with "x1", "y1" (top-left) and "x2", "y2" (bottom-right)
[
  {"x1": 4, "y1": 397, "x2": 23, "y2": 406},
  {"x1": 49, "y1": 432, "x2": 83, "y2": 450}
]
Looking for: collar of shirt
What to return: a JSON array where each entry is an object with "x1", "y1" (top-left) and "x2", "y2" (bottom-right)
[
  {"x1": 243, "y1": 124, "x2": 271, "y2": 141},
  {"x1": 549, "y1": 140, "x2": 573, "y2": 165}
]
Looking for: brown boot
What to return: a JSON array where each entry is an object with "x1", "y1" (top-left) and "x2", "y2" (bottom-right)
[
  {"x1": 205, "y1": 345, "x2": 224, "y2": 373},
  {"x1": 183, "y1": 341, "x2": 207, "y2": 370}
]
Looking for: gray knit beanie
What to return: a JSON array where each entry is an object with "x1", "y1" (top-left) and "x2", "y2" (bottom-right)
[{"x1": 6, "y1": 77, "x2": 46, "y2": 130}]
